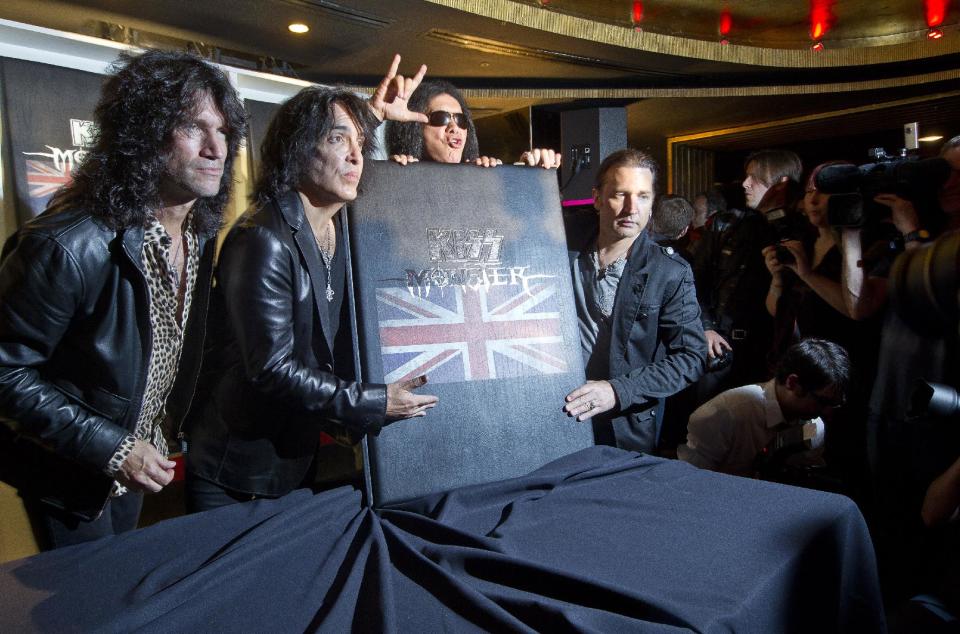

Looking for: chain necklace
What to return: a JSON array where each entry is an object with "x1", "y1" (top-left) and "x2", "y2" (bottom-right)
[
  {"x1": 590, "y1": 247, "x2": 626, "y2": 318},
  {"x1": 166, "y1": 233, "x2": 186, "y2": 288},
  {"x1": 313, "y1": 223, "x2": 336, "y2": 302}
]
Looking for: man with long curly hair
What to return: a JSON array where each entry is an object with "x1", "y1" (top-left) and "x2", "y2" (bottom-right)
[{"x1": 0, "y1": 49, "x2": 245, "y2": 549}]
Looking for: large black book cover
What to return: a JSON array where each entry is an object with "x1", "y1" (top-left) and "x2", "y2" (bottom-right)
[{"x1": 347, "y1": 161, "x2": 593, "y2": 506}]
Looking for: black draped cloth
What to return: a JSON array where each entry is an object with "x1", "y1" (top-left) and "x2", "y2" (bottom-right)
[{"x1": 0, "y1": 447, "x2": 883, "y2": 632}]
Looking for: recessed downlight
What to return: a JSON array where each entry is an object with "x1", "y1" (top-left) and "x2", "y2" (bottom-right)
[{"x1": 288, "y1": 23, "x2": 309, "y2": 34}]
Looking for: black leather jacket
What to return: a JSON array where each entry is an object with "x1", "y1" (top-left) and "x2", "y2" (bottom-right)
[
  {"x1": 567, "y1": 214, "x2": 707, "y2": 452},
  {"x1": 0, "y1": 205, "x2": 214, "y2": 519},
  {"x1": 186, "y1": 190, "x2": 387, "y2": 497}
]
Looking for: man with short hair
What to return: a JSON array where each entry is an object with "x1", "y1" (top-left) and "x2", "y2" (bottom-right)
[
  {"x1": 563, "y1": 149, "x2": 706, "y2": 453},
  {"x1": 650, "y1": 193, "x2": 695, "y2": 264},
  {"x1": 692, "y1": 188, "x2": 727, "y2": 231},
  {"x1": 678, "y1": 338, "x2": 850, "y2": 477},
  {"x1": 0, "y1": 49, "x2": 245, "y2": 549}
]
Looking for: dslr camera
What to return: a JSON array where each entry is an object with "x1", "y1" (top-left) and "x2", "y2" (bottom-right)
[{"x1": 759, "y1": 180, "x2": 808, "y2": 264}]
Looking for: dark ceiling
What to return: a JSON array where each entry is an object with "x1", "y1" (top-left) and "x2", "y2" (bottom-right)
[{"x1": 2, "y1": 0, "x2": 958, "y2": 157}]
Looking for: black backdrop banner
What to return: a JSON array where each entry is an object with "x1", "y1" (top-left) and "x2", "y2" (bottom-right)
[
  {"x1": 0, "y1": 58, "x2": 103, "y2": 225},
  {"x1": 243, "y1": 99, "x2": 278, "y2": 185}
]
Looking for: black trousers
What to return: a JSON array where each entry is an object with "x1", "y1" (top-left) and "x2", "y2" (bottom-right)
[
  {"x1": 26, "y1": 492, "x2": 143, "y2": 551},
  {"x1": 184, "y1": 474, "x2": 259, "y2": 514}
]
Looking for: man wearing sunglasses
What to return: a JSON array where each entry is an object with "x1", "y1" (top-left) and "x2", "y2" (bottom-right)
[
  {"x1": 386, "y1": 79, "x2": 560, "y2": 169},
  {"x1": 678, "y1": 338, "x2": 850, "y2": 478}
]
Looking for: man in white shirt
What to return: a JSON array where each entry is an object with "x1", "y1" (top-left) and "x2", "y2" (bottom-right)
[{"x1": 678, "y1": 338, "x2": 849, "y2": 477}]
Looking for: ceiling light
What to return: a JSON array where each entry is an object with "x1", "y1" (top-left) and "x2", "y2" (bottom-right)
[
  {"x1": 719, "y1": 10, "x2": 732, "y2": 37},
  {"x1": 288, "y1": 23, "x2": 309, "y2": 34},
  {"x1": 809, "y1": 0, "x2": 835, "y2": 41},
  {"x1": 926, "y1": 0, "x2": 948, "y2": 28},
  {"x1": 927, "y1": 27, "x2": 944, "y2": 39},
  {"x1": 632, "y1": 1, "x2": 643, "y2": 25},
  {"x1": 811, "y1": 41, "x2": 825, "y2": 51},
  {"x1": 919, "y1": 135, "x2": 944, "y2": 142}
]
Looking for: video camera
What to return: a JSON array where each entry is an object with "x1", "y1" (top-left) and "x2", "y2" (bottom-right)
[{"x1": 815, "y1": 148, "x2": 951, "y2": 228}]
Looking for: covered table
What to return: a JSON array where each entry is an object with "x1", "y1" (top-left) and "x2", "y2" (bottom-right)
[{"x1": 0, "y1": 447, "x2": 883, "y2": 632}]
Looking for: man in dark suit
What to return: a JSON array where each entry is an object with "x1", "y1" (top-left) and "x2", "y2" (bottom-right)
[
  {"x1": 0, "y1": 50, "x2": 246, "y2": 549},
  {"x1": 563, "y1": 149, "x2": 706, "y2": 452}
]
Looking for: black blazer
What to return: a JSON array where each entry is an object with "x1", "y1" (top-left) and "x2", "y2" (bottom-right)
[
  {"x1": 566, "y1": 213, "x2": 707, "y2": 452},
  {"x1": 0, "y1": 205, "x2": 214, "y2": 519},
  {"x1": 187, "y1": 190, "x2": 386, "y2": 497}
]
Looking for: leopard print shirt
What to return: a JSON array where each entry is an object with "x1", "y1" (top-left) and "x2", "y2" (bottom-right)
[{"x1": 105, "y1": 214, "x2": 199, "y2": 495}]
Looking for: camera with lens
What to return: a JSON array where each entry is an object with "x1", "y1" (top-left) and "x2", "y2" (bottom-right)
[
  {"x1": 909, "y1": 380, "x2": 960, "y2": 420},
  {"x1": 706, "y1": 348, "x2": 733, "y2": 373},
  {"x1": 815, "y1": 148, "x2": 951, "y2": 228},
  {"x1": 889, "y1": 229, "x2": 960, "y2": 335},
  {"x1": 759, "y1": 180, "x2": 809, "y2": 265}
]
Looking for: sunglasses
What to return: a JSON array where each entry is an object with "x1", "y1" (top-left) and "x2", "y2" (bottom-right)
[{"x1": 427, "y1": 110, "x2": 469, "y2": 129}]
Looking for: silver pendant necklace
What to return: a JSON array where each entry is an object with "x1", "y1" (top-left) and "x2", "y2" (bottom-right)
[{"x1": 314, "y1": 224, "x2": 335, "y2": 302}]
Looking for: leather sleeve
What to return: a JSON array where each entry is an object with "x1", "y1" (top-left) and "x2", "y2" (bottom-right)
[
  {"x1": 217, "y1": 225, "x2": 387, "y2": 433},
  {"x1": 0, "y1": 233, "x2": 128, "y2": 469},
  {"x1": 609, "y1": 262, "x2": 707, "y2": 408},
  {"x1": 690, "y1": 232, "x2": 718, "y2": 330}
]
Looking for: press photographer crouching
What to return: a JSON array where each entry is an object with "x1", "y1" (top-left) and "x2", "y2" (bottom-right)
[
  {"x1": 822, "y1": 146, "x2": 957, "y2": 608},
  {"x1": 678, "y1": 338, "x2": 849, "y2": 481}
]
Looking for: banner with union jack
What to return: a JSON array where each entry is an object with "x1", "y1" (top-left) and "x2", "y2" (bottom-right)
[
  {"x1": 24, "y1": 158, "x2": 74, "y2": 201},
  {"x1": 1, "y1": 58, "x2": 101, "y2": 221},
  {"x1": 376, "y1": 282, "x2": 567, "y2": 385},
  {"x1": 349, "y1": 161, "x2": 593, "y2": 506}
]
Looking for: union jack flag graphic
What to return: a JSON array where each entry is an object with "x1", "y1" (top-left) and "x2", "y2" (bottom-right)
[
  {"x1": 25, "y1": 159, "x2": 72, "y2": 200},
  {"x1": 376, "y1": 282, "x2": 568, "y2": 385}
]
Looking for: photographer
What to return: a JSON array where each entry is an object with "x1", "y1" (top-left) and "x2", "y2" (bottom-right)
[
  {"x1": 762, "y1": 161, "x2": 879, "y2": 503},
  {"x1": 691, "y1": 150, "x2": 800, "y2": 398},
  {"x1": 763, "y1": 162, "x2": 849, "y2": 326},
  {"x1": 678, "y1": 338, "x2": 849, "y2": 479},
  {"x1": 827, "y1": 150, "x2": 956, "y2": 605}
]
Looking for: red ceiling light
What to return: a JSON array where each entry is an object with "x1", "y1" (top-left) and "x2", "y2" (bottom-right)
[
  {"x1": 719, "y1": 9, "x2": 732, "y2": 36},
  {"x1": 926, "y1": 0, "x2": 950, "y2": 39},
  {"x1": 632, "y1": 1, "x2": 644, "y2": 29},
  {"x1": 811, "y1": 41, "x2": 826, "y2": 51},
  {"x1": 718, "y1": 8, "x2": 732, "y2": 44},
  {"x1": 809, "y1": 0, "x2": 836, "y2": 41},
  {"x1": 925, "y1": 0, "x2": 949, "y2": 27}
]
